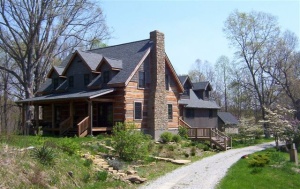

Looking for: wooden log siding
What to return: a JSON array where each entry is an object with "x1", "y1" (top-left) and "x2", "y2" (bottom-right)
[
  {"x1": 124, "y1": 81, "x2": 149, "y2": 129},
  {"x1": 166, "y1": 85, "x2": 181, "y2": 129}
]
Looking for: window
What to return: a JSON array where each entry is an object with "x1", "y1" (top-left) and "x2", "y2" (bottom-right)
[
  {"x1": 138, "y1": 71, "x2": 145, "y2": 88},
  {"x1": 134, "y1": 102, "x2": 142, "y2": 120},
  {"x1": 186, "y1": 109, "x2": 194, "y2": 118},
  {"x1": 103, "y1": 71, "x2": 110, "y2": 84},
  {"x1": 165, "y1": 74, "x2": 169, "y2": 90},
  {"x1": 84, "y1": 74, "x2": 90, "y2": 86},
  {"x1": 53, "y1": 78, "x2": 58, "y2": 89},
  {"x1": 68, "y1": 76, "x2": 74, "y2": 87},
  {"x1": 209, "y1": 110, "x2": 213, "y2": 118},
  {"x1": 183, "y1": 87, "x2": 190, "y2": 96},
  {"x1": 168, "y1": 104, "x2": 173, "y2": 120}
]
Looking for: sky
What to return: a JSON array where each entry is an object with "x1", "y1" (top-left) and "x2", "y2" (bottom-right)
[{"x1": 99, "y1": 0, "x2": 300, "y2": 75}]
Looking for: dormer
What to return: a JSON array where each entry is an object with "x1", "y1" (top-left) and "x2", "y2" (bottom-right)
[
  {"x1": 193, "y1": 81, "x2": 212, "y2": 100},
  {"x1": 178, "y1": 75, "x2": 193, "y2": 99}
]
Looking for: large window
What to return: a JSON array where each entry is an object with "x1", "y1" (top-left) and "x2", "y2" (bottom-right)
[
  {"x1": 68, "y1": 76, "x2": 74, "y2": 88},
  {"x1": 138, "y1": 71, "x2": 145, "y2": 88},
  {"x1": 134, "y1": 102, "x2": 142, "y2": 120},
  {"x1": 168, "y1": 104, "x2": 173, "y2": 120},
  {"x1": 103, "y1": 71, "x2": 110, "y2": 84},
  {"x1": 165, "y1": 74, "x2": 169, "y2": 90},
  {"x1": 53, "y1": 78, "x2": 58, "y2": 89},
  {"x1": 186, "y1": 109, "x2": 194, "y2": 118},
  {"x1": 84, "y1": 74, "x2": 90, "y2": 86}
]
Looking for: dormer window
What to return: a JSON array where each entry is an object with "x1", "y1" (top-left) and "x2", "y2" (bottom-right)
[
  {"x1": 183, "y1": 87, "x2": 189, "y2": 96},
  {"x1": 53, "y1": 78, "x2": 58, "y2": 89},
  {"x1": 84, "y1": 74, "x2": 90, "y2": 86},
  {"x1": 138, "y1": 71, "x2": 145, "y2": 88},
  {"x1": 68, "y1": 76, "x2": 74, "y2": 87},
  {"x1": 103, "y1": 71, "x2": 110, "y2": 84},
  {"x1": 205, "y1": 90, "x2": 209, "y2": 99},
  {"x1": 165, "y1": 74, "x2": 169, "y2": 90}
]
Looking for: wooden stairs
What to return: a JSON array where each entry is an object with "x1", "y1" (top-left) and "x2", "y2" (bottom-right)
[{"x1": 179, "y1": 118, "x2": 232, "y2": 151}]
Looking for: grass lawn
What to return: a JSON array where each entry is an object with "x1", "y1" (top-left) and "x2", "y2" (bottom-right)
[{"x1": 217, "y1": 148, "x2": 300, "y2": 189}]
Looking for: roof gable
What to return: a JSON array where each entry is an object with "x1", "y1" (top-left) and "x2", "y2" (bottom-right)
[
  {"x1": 165, "y1": 54, "x2": 184, "y2": 93},
  {"x1": 179, "y1": 89, "x2": 220, "y2": 109},
  {"x1": 97, "y1": 57, "x2": 123, "y2": 71},
  {"x1": 193, "y1": 81, "x2": 212, "y2": 91}
]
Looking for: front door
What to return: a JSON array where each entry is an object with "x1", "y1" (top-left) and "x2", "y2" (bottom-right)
[{"x1": 98, "y1": 102, "x2": 113, "y2": 127}]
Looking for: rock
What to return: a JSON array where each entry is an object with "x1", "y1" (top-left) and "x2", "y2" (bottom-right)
[
  {"x1": 68, "y1": 171, "x2": 73, "y2": 177},
  {"x1": 126, "y1": 169, "x2": 137, "y2": 175},
  {"x1": 126, "y1": 175, "x2": 147, "y2": 184},
  {"x1": 170, "y1": 159, "x2": 191, "y2": 165}
]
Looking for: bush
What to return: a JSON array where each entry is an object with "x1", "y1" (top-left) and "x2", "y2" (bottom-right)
[
  {"x1": 178, "y1": 126, "x2": 188, "y2": 139},
  {"x1": 96, "y1": 171, "x2": 108, "y2": 181},
  {"x1": 160, "y1": 132, "x2": 173, "y2": 143},
  {"x1": 83, "y1": 159, "x2": 93, "y2": 167},
  {"x1": 172, "y1": 134, "x2": 181, "y2": 143},
  {"x1": 248, "y1": 154, "x2": 270, "y2": 167},
  {"x1": 112, "y1": 122, "x2": 151, "y2": 161},
  {"x1": 167, "y1": 144, "x2": 175, "y2": 151},
  {"x1": 196, "y1": 142, "x2": 210, "y2": 151},
  {"x1": 190, "y1": 147, "x2": 196, "y2": 156},
  {"x1": 31, "y1": 144, "x2": 55, "y2": 166}
]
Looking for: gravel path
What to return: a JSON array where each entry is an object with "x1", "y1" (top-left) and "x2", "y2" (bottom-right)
[{"x1": 139, "y1": 142, "x2": 275, "y2": 189}]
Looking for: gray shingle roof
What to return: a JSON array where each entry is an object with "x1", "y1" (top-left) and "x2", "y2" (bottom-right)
[
  {"x1": 103, "y1": 57, "x2": 122, "y2": 70},
  {"x1": 17, "y1": 88, "x2": 114, "y2": 103},
  {"x1": 218, "y1": 112, "x2": 239, "y2": 125},
  {"x1": 77, "y1": 50, "x2": 103, "y2": 70},
  {"x1": 89, "y1": 39, "x2": 152, "y2": 85},
  {"x1": 193, "y1": 81, "x2": 211, "y2": 91},
  {"x1": 179, "y1": 90, "x2": 220, "y2": 109},
  {"x1": 178, "y1": 75, "x2": 188, "y2": 85},
  {"x1": 36, "y1": 78, "x2": 52, "y2": 93},
  {"x1": 88, "y1": 74, "x2": 102, "y2": 89}
]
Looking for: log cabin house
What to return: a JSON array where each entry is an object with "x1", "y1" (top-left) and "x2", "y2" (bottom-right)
[{"x1": 17, "y1": 30, "x2": 231, "y2": 148}]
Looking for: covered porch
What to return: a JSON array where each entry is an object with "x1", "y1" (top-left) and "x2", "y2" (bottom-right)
[{"x1": 19, "y1": 89, "x2": 121, "y2": 137}]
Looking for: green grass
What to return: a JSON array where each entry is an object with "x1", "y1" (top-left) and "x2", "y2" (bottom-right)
[
  {"x1": 217, "y1": 149, "x2": 300, "y2": 189},
  {"x1": 231, "y1": 137, "x2": 274, "y2": 148}
]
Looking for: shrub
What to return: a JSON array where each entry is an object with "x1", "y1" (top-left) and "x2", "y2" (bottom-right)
[
  {"x1": 172, "y1": 134, "x2": 181, "y2": 143},
  {"x1": 82, "y1": 173, "x2": 91, "y2": 183},
  {"x1": 96, "y1": 171, "x2": 108, "y2": 181},
  {"x1": 184, "y1": 153, "x2": 189, "y2": 158},
  {"x1": 167, "y1": 144, "x2": 175, "y2": 151},
  {"x1": 160, "y1": 132, "x2": 173, "y2": 143},
  {"x1": 83, "y1": 159, "x2": 93, "y2": 167},
  {"x1": 31, "y1": 144, "x2": 55, "y2": 166},
  {"x1": 107, "y1": 158, "x2": 124, "y2": 170},
  {"x1": 190, "y1": 147, "x2": 196, "y2": 156},
  {"x1": 197, "y1": 142, "x2": 210, "y2": 151},
  {"x1": 112, "y1": 122, "x2": 151, "y2": 161},
  {"x1": 248, "y1": 154, "x2": 270, "y2": 167},
  {"x1": 178, "y1": 126, "x2": 188, "y2": 139}
]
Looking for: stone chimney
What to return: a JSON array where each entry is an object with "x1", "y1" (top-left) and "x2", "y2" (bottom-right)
[{"x1": 148, "y1": 30, "x2": 168, "y2": 140}]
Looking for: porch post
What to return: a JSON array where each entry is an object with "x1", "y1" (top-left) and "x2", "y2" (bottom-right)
[
  {"x1": 88, "y1": 101, "x2": 93, "y2": 135},
  {"x1": 34, "y1": 105, "x2": 39, "y2": 135},
  {"x1": 70, "y1": 101, "x2": 74, "y2": 127},
  {"x1": 22, "y1": 104, "x2": 26, "y2": 134},
  {"x1": 51, "y1": 103, "x2": 55, "y2": 131}
]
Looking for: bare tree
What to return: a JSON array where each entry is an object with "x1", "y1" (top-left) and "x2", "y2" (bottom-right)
[
  {"x1": 0, "y1": 0, "x2": 110, "y2": 133},
  {"x1": 224, "y1": 10, "x2": 281, "y2": 137}
]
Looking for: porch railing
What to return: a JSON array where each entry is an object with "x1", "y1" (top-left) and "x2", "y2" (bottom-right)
[
  {"x1": 77, "y1": 116, "x2": 89, "y2": 137},
  {"x1": 179, "y1": 117, "x2": 192, "y2": 129},
  {"x1": 59, "y1": 117, "x2": 72, "y2": 135}
]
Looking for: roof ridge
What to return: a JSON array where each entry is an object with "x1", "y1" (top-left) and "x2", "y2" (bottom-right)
[{"x1": 87, "y1": 39, "x2": 151, "y2": 52}]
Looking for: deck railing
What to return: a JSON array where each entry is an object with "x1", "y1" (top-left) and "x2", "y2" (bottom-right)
[
  {"x1": 77, "y1": 116, "x2": 89, "y2": 137},
  {"x1": 59, "y1": 117, "x2": 72, "y2": 135},
  {"x1": 179, "y1": 117, "x2": 192, "y2": 129}
]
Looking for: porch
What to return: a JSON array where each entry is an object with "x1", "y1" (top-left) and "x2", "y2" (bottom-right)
[
  {"x1": 179, "y1": 118, "x2": 232, "y2": 151},
  {"x1": 25, "y1": 100, "x2": 118, "y2": 137}
]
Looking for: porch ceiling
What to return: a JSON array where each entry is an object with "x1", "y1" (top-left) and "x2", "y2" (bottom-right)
[{"x1": 17, "y1": 88, "x2": 115, "y2": 103}]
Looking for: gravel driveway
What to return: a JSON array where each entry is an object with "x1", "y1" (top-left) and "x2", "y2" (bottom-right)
[{"x1": 139, "y1": 142, "x2": 275, "y2": 189}]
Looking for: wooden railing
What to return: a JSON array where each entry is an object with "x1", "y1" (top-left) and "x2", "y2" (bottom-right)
[
  {"x1": 179, "y1": 117, "x2": 192, "y2": 129},
  {"x1": 77, "y1": 116, "x2": 89, "y2": 137},
  {"x1": 59, "y1": 117, "x2": 72, "y2": 135},
  {"x1": 186, "y1": 127, "x2": 232, "y2": 150}
]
